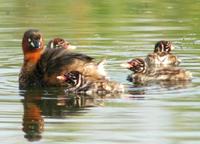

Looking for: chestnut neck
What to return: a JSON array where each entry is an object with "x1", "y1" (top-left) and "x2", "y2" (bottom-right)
[
  {"x1": 22, "y1": 34, "x2": 45, "y2": 65},
  {"x1": 24, "y1": 49, "x2": 43, "y2": 63},
  {"x1": 22, "y1": 51, "x2": 43, "y2": 74}
]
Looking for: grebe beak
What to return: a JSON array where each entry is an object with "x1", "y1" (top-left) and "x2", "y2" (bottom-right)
[
  {"x1": 57, "y1": 75, "x2": 67, "y2": 81},
  {"x1": 171, "y1": 45, "x2": 175, "y2": 50},
  {"x1": 67, "y1": 44, "x2": 77, "y2": 50},
  {"x1": 120, "y1": 63, "x2": 132, "y2": 68},
  {"x1": 28, "y1": 38, "x2": 41, "y2": 49}
]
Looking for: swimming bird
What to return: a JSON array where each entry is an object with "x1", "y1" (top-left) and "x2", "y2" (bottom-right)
[
  {"x1": 145, "y1": 40, "x2": 181, "y2": 66},
  {"x1": 57, "y1": 71, "x2": 124, "y2": 94},
  {"x1": 47, "y1": 37, "x2": 76, "y2": 50},
  {"x1": 121, "y1": 58, "x2": 192, "y2": 83},
  {"x1": 19, "y1": 29, "x2": 124, "y2": 93}
]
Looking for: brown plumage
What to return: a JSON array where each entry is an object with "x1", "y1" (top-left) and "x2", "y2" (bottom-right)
[
  {"x1": 47, "y1": 37, "x2": 76, "y2": 50},
  {"x1": 145, "y1": 40, "x2": 181, "y2": 66},
  {"x1": 19, "y1": 29, "x2": 124, "y2": 93},
  {"x1": 122, "y1": 58, "x2": 192, "y2": 83},
  {"x1": 57, "y1": 71, "x2": 124, "y2": 94}
]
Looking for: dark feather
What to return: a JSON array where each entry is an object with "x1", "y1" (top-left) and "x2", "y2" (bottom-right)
[{"x1": 38, "y1": 48, "x2": 93, "y2": 76}]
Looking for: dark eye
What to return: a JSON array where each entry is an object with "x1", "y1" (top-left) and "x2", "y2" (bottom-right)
[
  {"x1": 165, "y1": 47, "x2": 170, "y2": 52},
  {"x1": 69, "y1": 74, "x2": 77, "y2": 80},
  {"x1": 71, "y1": 75, "x2": 76, "y2": 80}
]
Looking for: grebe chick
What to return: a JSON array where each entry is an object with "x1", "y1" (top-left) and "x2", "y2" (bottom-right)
[
  {"x1": 47, "y1": 37, "x2": 76, "y2": 50},
  {"x1": 145, "y1": 40, "x2": 181, "y2": 66},
  {"x1": 57, "y1": 71, "x2": 124, "y2": 94},
  {"x1": 121, "y1": 58, "x2": 192, "y2": 83}
]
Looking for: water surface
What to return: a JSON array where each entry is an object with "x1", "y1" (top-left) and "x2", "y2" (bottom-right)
[{"x1": 0, "y1": 0, "x2": 200, "y2": 144}]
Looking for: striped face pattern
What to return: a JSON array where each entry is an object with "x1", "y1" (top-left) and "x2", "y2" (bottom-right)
[
  {"x1": 128, "y1": 58, "x2": 146, "y2": 73},
  {"x1": 48, "y1": 38, "x2": 69, "y2": 49},
  {"x1": 154, "y1": 41, "x2": 174, "y2": 53},
  {"x1": 64, "y1": 71, "x2": 83, "y2": 87}
]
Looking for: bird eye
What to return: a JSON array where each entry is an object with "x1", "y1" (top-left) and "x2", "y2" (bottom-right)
[{"x1": 71, "y1": 75, "x2": 76, "y2": 79}]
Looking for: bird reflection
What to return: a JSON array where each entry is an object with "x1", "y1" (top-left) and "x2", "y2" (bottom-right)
[
  {"x1": 126, "y1": 79, "x2": 192, "y2": 99},
  {"x1": 158, "y1": 80, "x2": 192, "y2": 89},
  {"x1": 20, "y1": 88, "x2": 116, "y2": 142},
  {"x1": 20, "y1": 81, "x2": 190, "y2": 142},
  {"x1": 132, "y1": 80, "x2": 191, "y2": 89},
  {"x1": 21, "y1": 90, "x2": 44, "y2": 142}
]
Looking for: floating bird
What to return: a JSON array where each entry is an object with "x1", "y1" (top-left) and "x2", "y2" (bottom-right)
[
  {"x1": 121, "y1": 58, "x2": 192, "y2": 83},
  {"x1": 19, "y1": 29, "x2": 124, "y2": 94},
  {"x1": 145, "y1": 40, "x2": 181, "y2": 66},
  {"x1": 47, "y1": 37, "x2": 76, "y2": 50}
]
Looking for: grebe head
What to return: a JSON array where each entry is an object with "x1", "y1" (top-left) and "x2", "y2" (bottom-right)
[
  {"x1": 57, "y1": 71, "x2": 82, "y2": 87},
  {"x1": 22, "y1": 29, "x2": 44, "y2": 54},
  {"x1": 154, "y1": 40, "x2": 174, "y2": 53},
  {"x1": 121, "y1": 58, "x2": 146, "y2": 73},
  {"x1": 47, "y1": 37, "x2": 76, "y2": 50}
]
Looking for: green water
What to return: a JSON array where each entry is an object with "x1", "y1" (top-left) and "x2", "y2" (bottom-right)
[{"x1": 0, "y1": 0, "x2": 200, "y2": 143}]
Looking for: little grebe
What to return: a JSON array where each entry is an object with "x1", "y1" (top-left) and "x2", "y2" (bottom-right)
[
  {"x1": 57, "y1": 71, "x2": 124, "y2": 94},
  {"x1": 145, "y1": 40, "x2": 181, "y2": 66},
  {"x1": 47, "y1": 37, "x2": 76, "y2": 50},
  {"x1": 19, "y1": 29, "x2": 124, "y2": 93},
  {"x1": 121, "y1": 58, "x2": 192, "y2": 83}
]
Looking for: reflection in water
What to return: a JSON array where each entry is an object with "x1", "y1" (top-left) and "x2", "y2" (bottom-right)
[
  {"x1": 157, "y1": 80, "x2": 192, "y2": 89},
  {"x1": 20, "y1": 77, "x2": 192, "y2": 142},
  {"x1": 21, "y1": 89, "x2": 91, "y2": 141},
  {"x1": 22, "y1": 94, "x2": 44, "y2": 141},
  {"x1": 20, "y1": 88, "x2": 124, "y2": 142},
  {"x1": 126, "y1": 80, "x2": 192, "y2": 99},
  {"x1": 130, "y1": 79, "x2": 192, "y2": 89},
  {"x1": 1, "y1": 0, "x2": 200, "y2": 143}
]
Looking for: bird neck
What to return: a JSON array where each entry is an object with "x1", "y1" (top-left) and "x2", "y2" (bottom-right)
[
  {"x1": 23, "y1": 50, "x2": 43, "y2": 72},
  {"x1": 25, "y1": 51, "x2": 41, "y2": 62}
]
